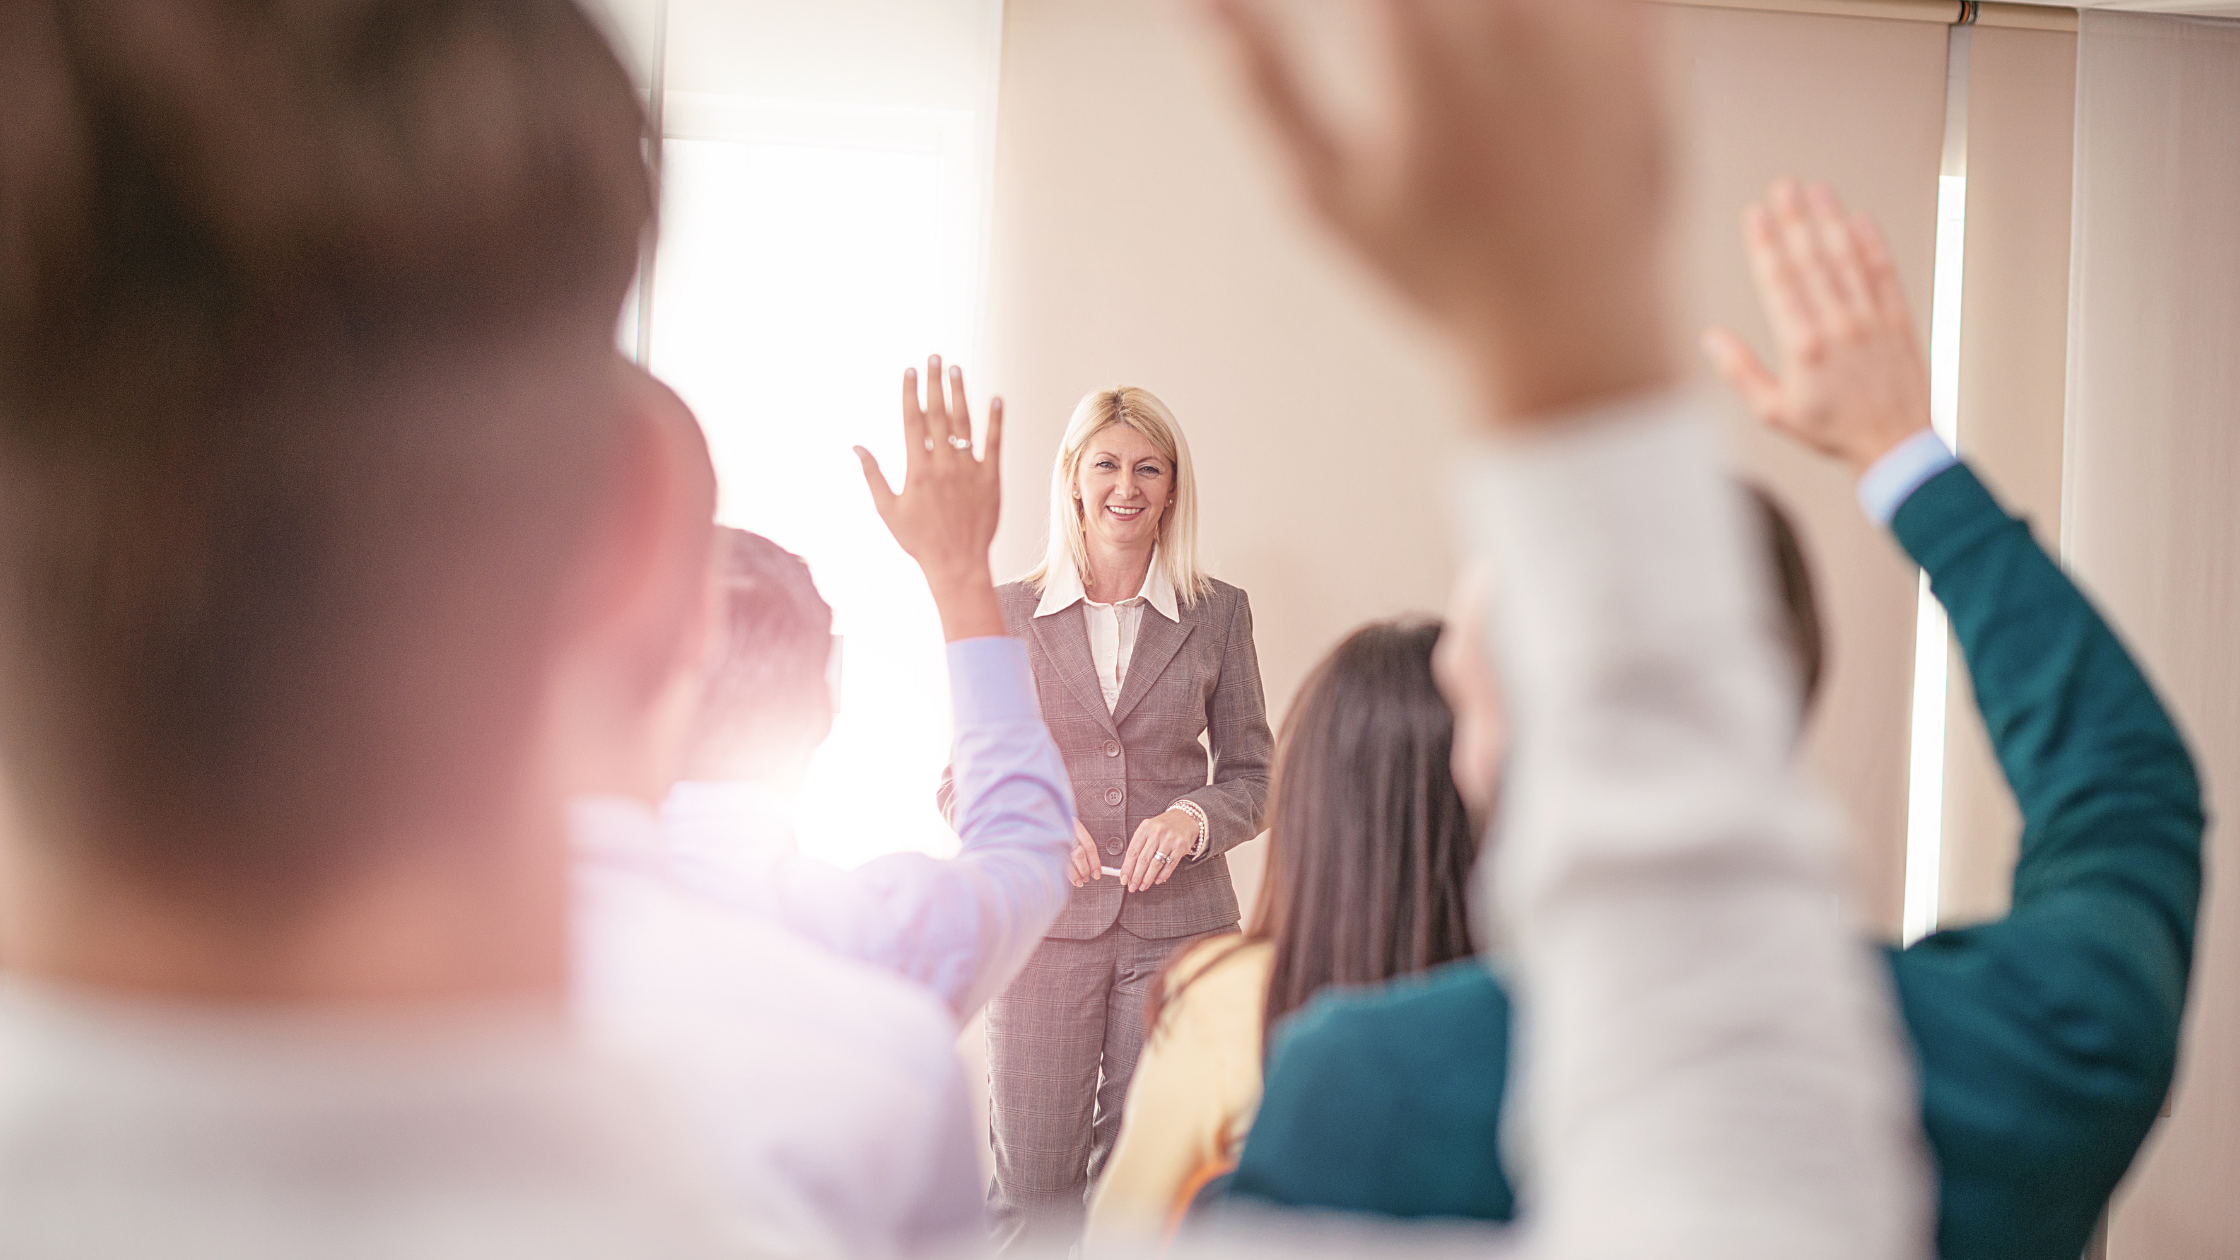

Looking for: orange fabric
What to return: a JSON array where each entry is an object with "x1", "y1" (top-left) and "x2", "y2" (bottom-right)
[{"x1": 1163, "y1": 1154, "x2": 1238, "y2": 1247}]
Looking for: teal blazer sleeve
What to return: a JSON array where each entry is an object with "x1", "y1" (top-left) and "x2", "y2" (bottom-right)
[
  {"x1": 1219, "y1": 960, "x2": 1515, "y2": 1221},
  {"x1": 1886, "y1": 462, "x2": 2204, "y2": 1260},
  {"x1": 1219, "y1": 462, "x2": 2204, "y2": 1260}
]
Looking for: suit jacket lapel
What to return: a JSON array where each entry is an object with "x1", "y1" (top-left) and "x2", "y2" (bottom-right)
[
  {"x1": 1028, "y1": 609, "x2": 1120, "y2": 738},
  {"x1": 1112, "y1": 608, "x2": 1194, "y2": 726}
]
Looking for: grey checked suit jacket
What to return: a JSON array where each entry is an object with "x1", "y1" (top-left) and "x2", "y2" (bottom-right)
[{"x1": 944, "y1": 578, "x2": 1273, "y2": 941}]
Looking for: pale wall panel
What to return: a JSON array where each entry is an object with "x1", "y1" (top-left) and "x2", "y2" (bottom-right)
[
  {"x1": 1936, "y1": 26, "x2": 2078, "y2": 929},
  {"x1": 2063, "y1": 13, "x2": 2240, "y2": 1259},
  {"x1": 1660, "y1": 7, "x2": 1948, "y2": 934}
]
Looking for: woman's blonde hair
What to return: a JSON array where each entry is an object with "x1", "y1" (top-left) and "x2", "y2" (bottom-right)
[{"x1": 1026, "y1": 386, "x2": 1212, "y2": 605}]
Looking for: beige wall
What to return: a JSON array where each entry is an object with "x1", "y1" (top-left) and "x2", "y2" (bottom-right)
[
  {"x1": 983, "y1": 0, "x2": 1947, "y2": 934},
  {"x1": 1657, "y1": 7, "x2": 1948, "y2": 934},
  {"x1": 981, "y1": 0, "x2": 1481, "y2": 920},
  {"x1": 983, "y1": 0, "x2": 1482, "y2": 695},
  {"x1": 1936, "y1": 26, "x2": 2079, "y2": 928}
]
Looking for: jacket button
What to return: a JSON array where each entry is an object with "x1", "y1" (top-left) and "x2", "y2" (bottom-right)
[
  {"x1": 1103, "y1": 786, "x2": 1124, "y2": 807},
  {"x1": 1103, "y1": 740, "x2": 1120, "y2": 757},
  {"x1": 1105, "y1": 840, "x2": 1123, "y2": 856}
]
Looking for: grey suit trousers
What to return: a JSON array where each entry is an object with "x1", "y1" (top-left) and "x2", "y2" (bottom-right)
[
  {"x1": 985, "y1": 924, "x2": 1233, "y2": 1253},
  {"x1": 975, "y1": 578, "x2": 1272, "y2": 1252}
]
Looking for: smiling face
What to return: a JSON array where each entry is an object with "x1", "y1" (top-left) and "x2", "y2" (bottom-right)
[{"x1": 1073, "y1": 422, "x2": 1174, "y2": 554}]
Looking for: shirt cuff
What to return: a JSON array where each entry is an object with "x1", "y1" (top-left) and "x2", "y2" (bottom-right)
[
  {"x1": 1856, "y1": 429, "x2": 1955, "y2": 527},
  {"x1": 946, "y1": 636, "x2": 1039, "y2": 727},
  {"x1": 1171, "y1": 798, "x2": 1210, "y2": 860}
]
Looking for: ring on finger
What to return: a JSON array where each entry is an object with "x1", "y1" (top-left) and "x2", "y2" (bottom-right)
[{"x1": 947, "y1": 434, "x2": 971, "y2": 450}]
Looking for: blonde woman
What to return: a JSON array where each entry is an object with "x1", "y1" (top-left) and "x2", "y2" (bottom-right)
[{"x1": 946, "y1": 387, "x2": 1272, "y2": 1252}]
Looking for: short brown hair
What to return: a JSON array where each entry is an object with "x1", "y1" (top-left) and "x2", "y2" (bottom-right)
[
  {"x1": 686, "y1": 528, "x2": 836, "y2": 769},
  {"x1": 0, "y1": 1, "x2": 652, "y2": 899},
  {"x1": 1744, "y1": 483, "x2": 1826, "y2": 713}
]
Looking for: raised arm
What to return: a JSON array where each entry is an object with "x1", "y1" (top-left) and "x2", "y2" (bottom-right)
[
  {"x1": 941, "y1": 745, "x2": 1104, "y2": 894},
  {"x1": 1892, "y1": 464, "x2": 2201, "y2": 1258},
  {"x1": 1707, "y1": 179, "x2": 2203, "y2": 950},
  {"x1": 1901, "y1": 478, "x2": 2201, "y2": 944},
  {"x1": 859, "y1": 637, "x2": 1077, "y2": 1021},
  {"x1": 1708, "y1": 178, "x2": 2202, "y2": 974},
  {"x1": 852, "y1": 358, "x2": 1077, "y2": 1020},
  {"x1": 1710, "y1": 183, "x2": 2204, "y2": 1257}
]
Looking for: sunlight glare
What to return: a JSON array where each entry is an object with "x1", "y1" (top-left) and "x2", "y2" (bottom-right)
[{"x1": 651, "y1": 131, "x2": 980, "y2": 867}]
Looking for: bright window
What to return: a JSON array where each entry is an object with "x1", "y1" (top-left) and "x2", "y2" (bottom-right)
[{"x1": 645, "y1": 92, "x2": 994, "y2": 867}]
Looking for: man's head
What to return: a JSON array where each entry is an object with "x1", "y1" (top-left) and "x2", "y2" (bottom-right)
[
  {"x1": 554, "y1": 370, "x2": 722, "y2": 808},
  {"x1": 1436, "y1": 482, "x2": 1824, "y2": 829},
  {"x1": 0, "y1": 0, "x2": 667, "y2": 982},
  {"x1": 676, "y1": 529, "x2": 837, "y2": 794},
  {"x1": 1746, "y1": 484, "x2": 1825, "y2": 714}
]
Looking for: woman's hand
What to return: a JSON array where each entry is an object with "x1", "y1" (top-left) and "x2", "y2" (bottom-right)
[
  {"x1": 1701, "y1": 182, "x2": 1931, "y2": 474},
  {"x1": 1069, "y1": 820, "x2": 1102, "y2": 889},
  {"x1": 1119, "y1": 808, "x2": 1198, "y2": 893}
]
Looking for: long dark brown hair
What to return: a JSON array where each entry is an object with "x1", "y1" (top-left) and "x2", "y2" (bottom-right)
[{"x1": 1148, "y1": 619, "x2": 1479, "y2": 1049}]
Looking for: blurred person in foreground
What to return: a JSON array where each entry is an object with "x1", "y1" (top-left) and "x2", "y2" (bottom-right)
[
  {"x1": 1080, "y1": 619, "x2": 1478, "y2": 1250},
  {"x1": 598, "y1": 369, "x2": 1073, "y2": 1025},
  {"x1": 570, "y1": 361, "x2": 1081, "y2": 1257},
  {"x1": 1212, "y1": 182, "x2": 2203, "y2": 1260},
  {"x1": 0, "y1": 0, "x2": 754, "y2": 1254},
  {"x1": 1166, "y1": 0, "x2": 1937, "y2": 1257}
]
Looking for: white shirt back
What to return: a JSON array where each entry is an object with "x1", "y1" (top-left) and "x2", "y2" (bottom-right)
[
  {"x1": 0, "y1": 979, "x2": 732, "y2": 1260},
  {"x1": 571, "y1": 795, "x2": 984, "y2": 1259}
]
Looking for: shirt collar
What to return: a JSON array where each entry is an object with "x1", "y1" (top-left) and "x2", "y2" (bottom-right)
[
  {"x1": 1033, "y1": 549, "x2": 1180, "y2": 622},
  {"x1": 567, "y1": 794, "x2": 663, "y2": 863},
  {"x1": 661, "y1": 780, "x2": 797, "y2": 854}
]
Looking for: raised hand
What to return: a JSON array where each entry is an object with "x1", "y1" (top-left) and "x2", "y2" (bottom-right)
[
  {"x1": 1702, "y1": 181, "x2": 1933, "y2": 473},
  {"x1": 1201, "y1": 0, "x2": 1676, "y2": 425},
  {"x1": 855, "y1": 355, "x2": 1007, "y2": 642}
]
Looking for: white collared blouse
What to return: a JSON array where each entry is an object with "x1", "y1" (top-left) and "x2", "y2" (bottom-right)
[
  {"x1": 1031, "y1": 550, "x2": 1209, "y2": 859},
  {"x1": 1032, "y1": 548, "x2": 1181, "y2": 712}
]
